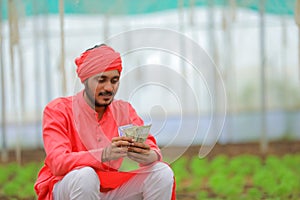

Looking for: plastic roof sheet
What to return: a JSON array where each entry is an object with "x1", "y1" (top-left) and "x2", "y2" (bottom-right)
[{"x1": 0, "y1": 0, "x2": 296, "y2": 19}]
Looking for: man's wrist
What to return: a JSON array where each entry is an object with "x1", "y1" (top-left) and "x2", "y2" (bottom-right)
[
  {"x1": 148, "y1": 150, "x2": 159, "y2": 164},
  {"x1": 102, "y1": 147, "x2": 109, "y2": 162},
  {"x1": 151, "y1": 149, "x2": 161, "y2": 161}
]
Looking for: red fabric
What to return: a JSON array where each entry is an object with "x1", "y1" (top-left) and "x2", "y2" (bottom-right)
[
  {"x1": 171, "y1": 176, "x2": 176, "y2": 200},
  {"x1": 34, "y1": 90, "x2": 176, "y2": 200},
  {"x1": 75, "y1": 45, "x2": 122, "y2": 83}
]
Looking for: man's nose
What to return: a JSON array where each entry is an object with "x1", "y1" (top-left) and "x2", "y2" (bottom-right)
[{"x1": 104, "y1": 82, "x2": 113, "y2": 91}]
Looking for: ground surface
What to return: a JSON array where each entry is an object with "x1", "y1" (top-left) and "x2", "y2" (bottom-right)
[{"x1": 3, "y1": 140, "x2": 300, "y2": 164}]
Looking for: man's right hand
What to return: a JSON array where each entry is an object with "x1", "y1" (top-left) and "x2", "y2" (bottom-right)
[{"x1": 101, "y1": 136, "x2": 133, "y2": 162}]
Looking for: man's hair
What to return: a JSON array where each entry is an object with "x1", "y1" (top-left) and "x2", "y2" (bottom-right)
[{"x1": 85, "y1": 44, "x2": 107, "y2": 52}]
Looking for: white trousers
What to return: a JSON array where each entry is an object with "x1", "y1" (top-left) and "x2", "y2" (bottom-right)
[{"x1": 53, "y1": 162, "x2": 174, "y2": 200}]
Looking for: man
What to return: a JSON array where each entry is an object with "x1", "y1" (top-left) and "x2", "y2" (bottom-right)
[{"x1": 34, "y1": 44, "x2": 175, "y2": 200}]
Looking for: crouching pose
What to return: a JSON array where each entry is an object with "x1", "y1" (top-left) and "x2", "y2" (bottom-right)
[{"x1": 34, "y1": 44, "x2": 175, "y2": 200}]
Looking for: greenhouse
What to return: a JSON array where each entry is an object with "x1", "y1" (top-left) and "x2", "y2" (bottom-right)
[{"x1": 0, "y1": 0, "x2": 299, "y2": 199}]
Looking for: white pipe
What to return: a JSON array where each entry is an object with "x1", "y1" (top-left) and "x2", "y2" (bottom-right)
[
  {"x1": 59, "y1": 0, "x2": 67, "y2": 95},
  {"x1": 0, "y1": 0, "x2": 8, "y2": 162}
]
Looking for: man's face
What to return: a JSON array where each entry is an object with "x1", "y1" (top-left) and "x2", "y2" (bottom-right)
[{"x1": 84, "y1": 70, "x2": 120, "y2": 108}]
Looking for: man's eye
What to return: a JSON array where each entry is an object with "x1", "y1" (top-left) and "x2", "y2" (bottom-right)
[
  {"x1": 98, "y1": 79, "x2": 105, "y2": 83},
  {"x1": 111, "y1": 79, "x2": 119, "y2": 84}
]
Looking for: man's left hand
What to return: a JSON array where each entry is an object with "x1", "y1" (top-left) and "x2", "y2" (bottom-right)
[{"x1": 127, "y1": 142, "x2": 158, "y2": 165}]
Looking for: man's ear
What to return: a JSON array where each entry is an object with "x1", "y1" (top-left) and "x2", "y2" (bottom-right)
[{"x1": 83, "y1": 79, "x2": 88, "y2": 89}]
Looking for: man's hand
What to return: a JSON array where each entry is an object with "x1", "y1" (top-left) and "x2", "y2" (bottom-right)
[
  {"x1": 127, "y1": 142, "x2": 158, "y2": 165},
  {"x1": 102, "y1": 136, "x2": 133, "y2": 162}
]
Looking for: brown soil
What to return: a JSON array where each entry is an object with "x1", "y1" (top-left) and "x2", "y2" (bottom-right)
[
  {"x1": 2, "y1": 140, "x2": 300, "y2": 164},
  {"x1": 164, "y1": 140, "x2": 300, "y2": 160}
]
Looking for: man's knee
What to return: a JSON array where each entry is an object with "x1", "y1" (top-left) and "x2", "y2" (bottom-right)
[
  {"x1": 142, "y1": 162, "x2": 174, "y2": 199},
  {"x1": 71, "y1": 167, "x2": 100, "y2": 191},
  {"x1": 151, "y1": 162, "x2": 174, "y2": 185},
  {"x1": 54, "y1": 167, "x2": 100, "y2": 199}
]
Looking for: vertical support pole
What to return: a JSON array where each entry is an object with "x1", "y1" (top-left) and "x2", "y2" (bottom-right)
[
  {"x1": 295, "y1": 0, "x2": 300, "y2": 79},
  {"x1": 8, "y1": 0, "x2": 22, "y2": 164},
  {"x1": 0, "y1": 0, "x2": 8, "y2": 162},
  {"x1": 59, "y1": 0, "x2": 67, "y2": 95},
  {"x1": 178, "y1": 0, "x2": 187, "y2": 113},
  {"x1": 43, "y1": 1, "x2": 52, "y2": 104},
  {"x1": 259, "y1": 0, "x2": 267, "y2": 154},
  {"x1": 207, "y1": 0, "x2": 219, "y2": 143},
  {"x1": 33, "y1": 0, "x2": 43, "y2": 147},
  {"x1": 222, "y1": 0, "x2": 235, "y2": 143}
]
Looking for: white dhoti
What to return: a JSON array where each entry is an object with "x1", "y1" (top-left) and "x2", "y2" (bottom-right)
[{"x1": 53, "y1": 162, "x2": 174, "y2": 200}]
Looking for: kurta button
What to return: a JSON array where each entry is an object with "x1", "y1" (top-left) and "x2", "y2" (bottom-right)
[{"x1": 98, "y1": 138, "x2": 101, "y2": 142}]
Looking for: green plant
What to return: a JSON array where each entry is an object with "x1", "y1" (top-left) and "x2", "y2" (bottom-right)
[
  {"x1": 247, "y1": 188, "x2": 262, "y2": 199},
  {"x1": 190, "y1": 156, "x2": 209, "y2": 177},
  {"x1": 228, "y1": 155, "x2": 261, "y2": 176},
  {"x1": 1, "y1": 153, "x2": 300, "y2": 199},
  {"x1": 210, "y1": 155, "x2": 229, "y2": 174},
  {"x1": 171, "y1": 156, "x2": 189, "y2": 188}
]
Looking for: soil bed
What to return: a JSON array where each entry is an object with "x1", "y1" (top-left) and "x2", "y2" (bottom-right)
[
  {"x1": 1, "y1": 140, "x2": 300, "y2": 200},
  {"x1": 2, "y1": 140, "x2": 300, "y2": 164}
]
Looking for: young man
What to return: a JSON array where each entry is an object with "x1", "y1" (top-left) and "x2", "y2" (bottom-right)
[{"x1": 34, "y1": 44, "x2": 175, "y2": 200}]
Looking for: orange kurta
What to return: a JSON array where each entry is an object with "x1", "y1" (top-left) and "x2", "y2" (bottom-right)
[{"x1": 34, "y1": 90, "x2": 162, "y2": 200}]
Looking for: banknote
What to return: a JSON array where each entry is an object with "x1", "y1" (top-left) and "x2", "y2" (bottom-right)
[{"x1": 118, "y1": 124, "x2": 152, "y2": 143}]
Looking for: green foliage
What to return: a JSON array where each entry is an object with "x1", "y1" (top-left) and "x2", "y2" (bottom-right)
[
  {"x1": 171, "y1": 156, "x2": 189, "y2": 187},
  {"x1": 228, "y1": 154, "x2": 261, "y2": 176},
  {"x1": 1, "y1": 154, "x2": 300, "y2": 199},
  {"x1": 0, "y1": 162, "x2": 19, "y2": 186},
  {"x1": 0, "y1": 162, "x2": 41, "y2": 199},
  {"x1": 247, "y1": 188, "x2": 262, "y2": 199},
  {"x1": 190, "y1": 156, "x2": 209, "y2": 177},
  {"x1": 171, "y1": 153, "x2": 300, "y2": 199},
  {"x1": 197, "y1": 191, "x2": 208, "y2": 199}
]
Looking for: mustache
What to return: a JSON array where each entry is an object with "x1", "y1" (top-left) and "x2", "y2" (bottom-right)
[{"x1": 98, "y1": 91, "x2": 114, "y2": 96}]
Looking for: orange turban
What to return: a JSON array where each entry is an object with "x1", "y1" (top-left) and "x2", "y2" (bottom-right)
[{"x1": 75, "y1": 45, "x2": 122, "y2": 83}]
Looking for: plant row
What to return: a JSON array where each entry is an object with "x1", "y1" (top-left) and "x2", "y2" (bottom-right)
[{"x1": 171, "y1": 154, "x2": 300, "y2": 199}]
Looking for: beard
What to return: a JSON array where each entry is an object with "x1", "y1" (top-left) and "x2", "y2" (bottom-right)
[{"x1": 84, "y1": 83, "x2": 115, "y2": 108}]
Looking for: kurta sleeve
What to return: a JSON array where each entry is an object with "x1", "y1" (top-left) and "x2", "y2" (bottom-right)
[{"x1": 43, "y1": 104, "x2": 106, "y2": 176}]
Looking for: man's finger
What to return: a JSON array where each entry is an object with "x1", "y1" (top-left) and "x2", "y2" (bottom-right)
[
  {"x1": 130, "y1": 142, "x2": 150, "y2": 150},
  {"x1": 112, "y1": 147, "x2": 129, "y2": 154},
  {"x1": 113, "y1": 140, "x2": 132, "y2": 147},
  {"x1": 128, "y1": 146, "x2": 150, "y2": 154},
  {"x1": 112, "y1": 136, "x2": 134, "y2": 143}
]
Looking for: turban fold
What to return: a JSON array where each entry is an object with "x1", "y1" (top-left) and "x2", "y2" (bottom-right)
[{"x1": 75, "y1": 45, "x2": 122, "y2": 83}]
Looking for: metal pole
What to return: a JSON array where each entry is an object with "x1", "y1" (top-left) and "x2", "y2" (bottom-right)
[
  {"x1": 207, "y1": 0, "x2": 219, "y2": 139},
  {"x1": 16, "y1": 1, "x2": 25, "y2": 164},
  {"x1": 298, "y1": 21, "x2": 300, "y2": 81},
  {"x1": 281, "y1": 16, "x2": 287, "y2": 90},
  {"x1": 9, "y1": 0, "x2": 22, "y2": 164},
  {"x1": 259, "y1": 0, "x2": 267, "y2": 154},
  {"x1": 295, "y1": 0, "x2": 300, "y2": 79},
  {"x1": 189, "y1": 0, "x2": 195, "y2": 26},
  {"x1": 190, "y1": 0, "x2": 199, "y2": 115},
  {"x1": 33, "y1": 0, "x2": 42, "y2": 148},
  {"x1": 8, "y1": 0, "x2": 15, "y2": 90},
  {"x1": 43, "y1": 2, "x2": 52, "y2": 104},
  {"x1": 207, "y1": 0, "x2": 217, "y2": 63},
  {"x1": 222, "y1": 0, "x2": 235, "y2": 143},
  {"x1": 178, "y1": 0, "x2": 187, "y2": 113},
  {"x1": 103, "y1": 14, "x2": 110, "y2": 41},
  {"x1": 0, "y1": 0, "x2": 8, "y2": 162},
  {"x1": 8, "y1": 0, "x2": 23, "y2": 163},
  {"x1": 59, "y1": 0, "x2": 67, "y2": 95},
  {"x1": 39, "y1": 1, "x2": 51, "y2": 148}
]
